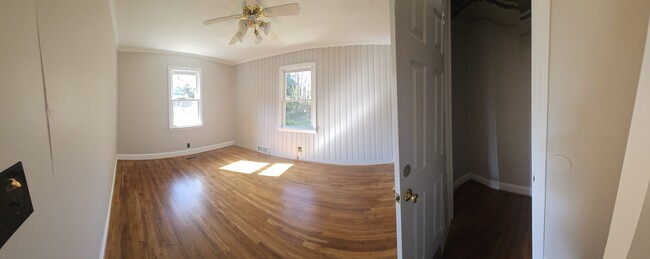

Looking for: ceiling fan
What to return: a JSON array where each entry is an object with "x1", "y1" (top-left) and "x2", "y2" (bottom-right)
[{"x1": 203, "y1": 1, "x2": 300, "y2": 45}]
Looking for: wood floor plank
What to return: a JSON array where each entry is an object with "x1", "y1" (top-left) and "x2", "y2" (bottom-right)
[
  {"x1": 105, "y1": 146, "x2": 397, "y2": 259},
  {"x1": 442, "y1": 180, "x2": 532, "y2": 259}
]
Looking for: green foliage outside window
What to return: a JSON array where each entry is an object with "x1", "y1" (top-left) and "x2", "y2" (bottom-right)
[{"x1": 284, "y1": 70, "x2": 313, "y2": 128}]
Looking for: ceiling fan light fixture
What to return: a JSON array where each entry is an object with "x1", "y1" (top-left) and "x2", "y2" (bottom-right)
[
  {"x1": 243, "y1": 4, "x2": 266, "y2": 18},
  {"x1": 260, "y1": 21, "x2": 271, "y2": 35},
  {"x1": 254, "y1": 29, "x2": 263, "y2": 44},
  {"x1": 203, "y1": 2, "x2": 299, "y2": 45}
]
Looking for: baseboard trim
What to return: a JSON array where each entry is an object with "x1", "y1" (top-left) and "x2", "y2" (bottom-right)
[
  {"x1": 232, "y1": 145, "x2": 393, "y2": 165},
  {"x1": 117, "y1": 141, "x2": 235, "y2": 160},
  {"x1": 498, "y1": 181, "x2": 532, "y2": 196},
  {"x1": 99, "y1": 155, "x2": 118, "y2": 259},
  {"x1": 471, "y1": 173, "x2": 502, "y2": 190},
  {"x1": 269, "y1": 151, "x2": 394, "y2": 166},
  {"x1": 453, "y1": 173, "x2": 473, "y2": 189},
  {"x1": 454, "y1": 172, "x2": 531, "y2": 196}
]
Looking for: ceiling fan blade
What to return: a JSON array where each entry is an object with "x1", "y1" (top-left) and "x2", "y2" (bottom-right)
[
  {"x1": 264, "y1": 3, "x2": 300, "y2": 17},
  {"x1": 266, "y1": 28, "x2": 279, "y2": 41},
  {"x1": 228, "y1": 35, "x2": 240, "y2": 45},
  {"x1": 203, "y1": 14, "x2": 240, "y2": 25},
  {"x1": 229, "y1": 20, "x2": 249, "y2": 45}
]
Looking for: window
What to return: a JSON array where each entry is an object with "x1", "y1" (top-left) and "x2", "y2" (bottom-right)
[
  {"x1": 169, "y1": 67, "x2": 202, "y2": 128},
  {"x1": 279, "y1": 63, "x2": 316, "y2": 133}
]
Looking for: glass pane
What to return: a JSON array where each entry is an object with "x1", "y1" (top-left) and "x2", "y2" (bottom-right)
[
  {"x1": 172, "y1": 100, "x2": 200, "y2": 127},
  {"x1": 285, "y1": 70, "x2": 311, "y2": 100},
  {"x1": 285, "y1": 101, "x2": 312, "y2": 128},
  {"x1": 171, "y1": 73, "x2": 198, "y2": 100}
]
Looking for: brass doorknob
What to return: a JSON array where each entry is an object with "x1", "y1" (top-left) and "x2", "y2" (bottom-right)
[{"x1": 403, "y1": 189, "x2": 418, "y2": 203}]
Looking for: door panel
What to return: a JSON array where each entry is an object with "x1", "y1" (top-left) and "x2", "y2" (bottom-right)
[
  {"x1": 391, "y1": 0, "x2": 448, "y2": 258},
  {"x1": 410, "y1": 0, "x2": 427, "y2": 44},
  {"x1": 434, "y1": 70, "x2": 444, "y2": 157},
  {"x1": 411, "y1": 61, "x2": 427, "y2": 172},
  {"x1": 434, "y1": 11, "x2": 444, "y2": 54}
]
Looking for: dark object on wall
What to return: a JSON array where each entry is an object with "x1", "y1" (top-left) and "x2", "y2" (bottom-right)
[{"x1": 0, "y1": 162, "x2": 34, "y2": 249}]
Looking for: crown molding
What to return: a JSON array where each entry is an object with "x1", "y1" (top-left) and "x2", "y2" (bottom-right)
[
  {"x1": 117, "y1": 40, "x2": 392, "y2": 66},
  {"x1": 116, "y1": 47, "x2": 237, "y2": 66},
  {"x1": 234, "y1": 40, "x2": 392, "y2": 65}
]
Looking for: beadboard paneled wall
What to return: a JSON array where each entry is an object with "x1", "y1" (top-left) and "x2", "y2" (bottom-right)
[{"x1": 235, "y1": 45, "x2": 394, "y2": 165}]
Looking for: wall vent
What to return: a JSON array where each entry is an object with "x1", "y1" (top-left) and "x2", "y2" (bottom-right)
[{"x1": 256, "y1": 145, "x2": 270, "y2": 155}]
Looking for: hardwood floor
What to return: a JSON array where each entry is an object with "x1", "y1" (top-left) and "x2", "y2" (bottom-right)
[
  {"x1": 105, "y1": 146, "x2": 397, "y2": 259},
  {"x1": 442, "y1": 180, "x2": 532, "y2": 259}
]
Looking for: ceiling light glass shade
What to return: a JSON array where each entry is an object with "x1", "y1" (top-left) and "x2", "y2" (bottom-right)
[
  {"x1": 260, "y1": 21, "x2": 271, "y2": 35},
  {"x1": 254, "y1": 29, "x2": 263, "y2": 44}
]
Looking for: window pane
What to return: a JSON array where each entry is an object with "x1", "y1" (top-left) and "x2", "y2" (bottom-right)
[
  {"x1": 171, "y1": 73, "x2": 198, "y2": 100},
  {"x1": 285, "y1": 101, "x2": 312, "y2": 128},
  {"x1": 172, "y1": 100, "x2": 200, "y2": 127},
  {"x1": 285, "y1": 71, "x2": 311, "y2": 100}
]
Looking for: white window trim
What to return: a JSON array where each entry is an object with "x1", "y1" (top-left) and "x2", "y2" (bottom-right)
[
  {"x1": 278, "y1": 62, "x2": 317, "y2": 134},
  {"x1": 168, "y1": 66, "x2": 203, "y2": 129}
]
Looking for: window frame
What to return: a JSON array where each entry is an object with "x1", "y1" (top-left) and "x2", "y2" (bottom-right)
[
  {"x1": 168, "y1": 66, "x2": 203, "y2": 129},
  {"x1": 278, "y1": 62, "x2": 317, "y2": 134}
]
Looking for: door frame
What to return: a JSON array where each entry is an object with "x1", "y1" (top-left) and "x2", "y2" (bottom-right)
[
  {"x1": 444, "y1": 0, "x2": 454, "y2": 233},
  {"x1": 442, "y1": 0, "x2": 550, "y2": 258},
  {"x1": 530, "y1": 1, "x2": 550, "y2": 259}
]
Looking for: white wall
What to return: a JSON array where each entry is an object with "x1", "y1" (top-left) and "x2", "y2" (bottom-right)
[
  {"x1": 604, "y1": 15, "x2": 650, "y2": 258},
  {"x1": 117, "y1": 52, "x2": 235, "y2": 154},
  {"x1": 628, "y1": 187, "x2": 650, "y2": 258},
  {"x1": 451, "y1": 26, "x2": 471, "y2": 182},
  {"x1": 235, "y1": 45, "x2": 394, "y2": 165},
  {"x1": 0, "y1": 1, "x2": 57, "y2": 257},
  {"x1": 517, "y1": 29, "x2": 531, "y2": 185},
  {"x1": 0, "y1": 0, "x2": 118, "y2": 258},
  {"x1": 545, "y1": 0, "x2": 650, "y2": 258},
  {"x1": 494, "y1": 23, "x2": 530, "y2": 187},
  {"x1": 451, "y1": 3, "x2": 531, "y2": 189}
]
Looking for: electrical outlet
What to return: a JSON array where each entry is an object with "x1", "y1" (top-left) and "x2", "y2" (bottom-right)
[
  {"x1": 187, "y1": 143, "x2": 191, "y2": 148},
  {"x1": 297, "y1": 146, "x2": 302, "y2": 153}
]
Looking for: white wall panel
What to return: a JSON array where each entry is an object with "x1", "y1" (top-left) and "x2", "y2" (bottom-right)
[
  {"x1": 117, "y1": 52, "x2": 235, "y2": 154},
  {"x1": 235, "y1": 45, "x2": 394, "y2": 165},
  {"x1": 0, "y1": 0, "x2": 118, "y2": 258},
  {"x1": 545, "y1": 0, "x2": 650, "y2": 257},
  {"x1": 604, "y1": 16, "x2": 650, "y2": 257}
]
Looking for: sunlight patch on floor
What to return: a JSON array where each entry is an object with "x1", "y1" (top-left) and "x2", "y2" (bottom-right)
[
  {"x1": 220, "y1": 160, "x2": 269, "y2": 174},
  {"x1": 259, "y1": 163, "x2": 293, "y2": 177}
]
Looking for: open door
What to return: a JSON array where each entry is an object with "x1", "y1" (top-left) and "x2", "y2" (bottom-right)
[{"x1": 390, "y1": 0, "x2": 448, "y2": 258}]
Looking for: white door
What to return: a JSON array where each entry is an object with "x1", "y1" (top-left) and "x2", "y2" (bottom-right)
[{"x1": 391, "y1": 0, "x2": 448, "y2": 258}]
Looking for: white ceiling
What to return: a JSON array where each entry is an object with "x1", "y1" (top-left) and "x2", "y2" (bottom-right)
[{"x1": 112, "y1": 0, "x2": 391, "y2": 64}]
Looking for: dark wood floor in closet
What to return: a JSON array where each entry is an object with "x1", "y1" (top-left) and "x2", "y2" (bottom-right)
[{"x1": 442, "y1": 180, "x2": 532, "y2": 259}]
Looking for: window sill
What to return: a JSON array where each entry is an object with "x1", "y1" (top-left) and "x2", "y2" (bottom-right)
[
  {"x1": 277, "y1": 127, "x2": 317, "y2": 134},
  {"x1": 170, "y1": 124, "x2": 203, "y2": 130}
]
